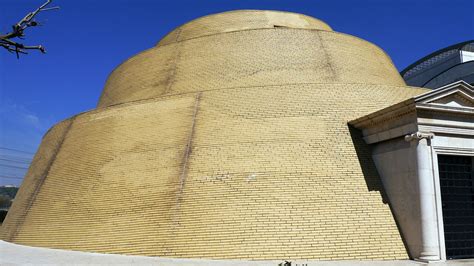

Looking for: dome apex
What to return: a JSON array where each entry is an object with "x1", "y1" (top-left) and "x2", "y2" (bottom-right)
[{"x1": 156, "y1": 10, "x2": 333, "y2": 46}]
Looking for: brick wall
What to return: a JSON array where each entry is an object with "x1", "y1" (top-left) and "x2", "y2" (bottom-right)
[
  {"x1": 2, "y1": 83, "x2": 427, "y2": 259},
  {"x1": 98, "y1": 29, "x2": 405, "y2": 108}
]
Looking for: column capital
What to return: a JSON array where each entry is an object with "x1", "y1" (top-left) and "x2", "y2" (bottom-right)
[{"x1": 404, "y1": 132, "x2": 435, "y2": 142}]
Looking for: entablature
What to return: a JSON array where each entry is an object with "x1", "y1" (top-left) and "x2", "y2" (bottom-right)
[{"x1": 349, "y1": 80, "x2": 473, "y2": 144}]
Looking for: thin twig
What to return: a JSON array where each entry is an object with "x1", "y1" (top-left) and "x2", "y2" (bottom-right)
[{"x1": 0, "y1": 0, "x2": 59, "y2": 58}]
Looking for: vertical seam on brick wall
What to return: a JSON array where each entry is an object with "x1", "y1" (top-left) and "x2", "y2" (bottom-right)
[
  {"x1": 164, "y1": 29, "x2": 183, "y2": 95},
  {"x1": 317, "y1": 31, "x2": 337, "y2": 80},
  {"x1": 174, "y1": 28, "x2": 183, "y2": 43},
  {"x1": 165, "y1": 92, "x2": 201, "y2": 255},
  {"x1": 9, "y1": 117, "x2": 76, "y2": 241},
  {"x1": 179, "y1": 93, "x2": 201, "y2": 194}
]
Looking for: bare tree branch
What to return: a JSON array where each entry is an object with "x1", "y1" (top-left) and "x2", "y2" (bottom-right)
[{"x1": 0, "y1": 0, "x2": 59, "y2": 58}]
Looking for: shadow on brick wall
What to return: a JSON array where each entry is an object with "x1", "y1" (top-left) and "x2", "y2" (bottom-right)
[
  {"x1": 348, "y1": 125, "x2": 388, "y2": 202},
  {"x1": 348, "y1": 124, "x2": 410, "y2": 257}
]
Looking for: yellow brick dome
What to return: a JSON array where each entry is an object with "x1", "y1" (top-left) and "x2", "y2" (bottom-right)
[
  {"x1": 2, "y1": 10, "x2": 428, "y2": 260},
  {"x1": 156, "y1": 10, "x2": 333, "y2": 46},
  {"x1": 98, "y1": 10, "x2": 405, "y2": 108}
]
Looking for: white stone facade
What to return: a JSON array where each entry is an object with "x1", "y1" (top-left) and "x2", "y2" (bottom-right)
[{"x1": 350, "y1": 81, "x2": 474, "y2": 261}]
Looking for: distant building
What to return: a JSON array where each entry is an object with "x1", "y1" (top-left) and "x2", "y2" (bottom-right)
[
  {"x1": 401, "y1": 40, "x2": 474, "y2": 89},
  {"x1": 0, "y1": 186, "x2": 19, "y2": 223}
]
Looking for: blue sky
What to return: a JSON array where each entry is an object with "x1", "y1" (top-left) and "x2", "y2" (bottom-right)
[{"x1": 0, "y1": 0, "x2": 473, "y2": 185}]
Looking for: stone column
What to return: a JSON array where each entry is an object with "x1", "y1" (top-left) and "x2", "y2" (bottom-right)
[{"x1": 405, "y1": 132, "x2": 440, "y2": 261}]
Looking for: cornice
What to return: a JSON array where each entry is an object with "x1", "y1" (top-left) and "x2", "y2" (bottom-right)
[{"x1": 351, "y1": 81, "x2": 473, "y2": 131}]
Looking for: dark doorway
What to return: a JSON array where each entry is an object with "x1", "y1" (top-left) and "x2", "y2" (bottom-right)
[{"x1": 438, "y1": 155, "x2": 474, "y2": 259}]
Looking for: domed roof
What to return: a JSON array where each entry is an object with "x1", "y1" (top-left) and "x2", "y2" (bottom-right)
[
  {"x1": 98, "y1": 10, "x2": 404, "y2": 108},
  {"x1": 157, "y1": 10, "x2": 333, "y2": 46}
]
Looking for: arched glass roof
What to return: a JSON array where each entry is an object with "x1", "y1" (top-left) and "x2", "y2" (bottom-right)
[{"x1": 401, "y1": 40, "x2": 474, "y2": 79}]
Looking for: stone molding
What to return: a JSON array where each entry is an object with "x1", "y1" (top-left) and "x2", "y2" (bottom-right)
[{"x1": 404, "y1": 132, "x2": 435, "y2": 142}]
